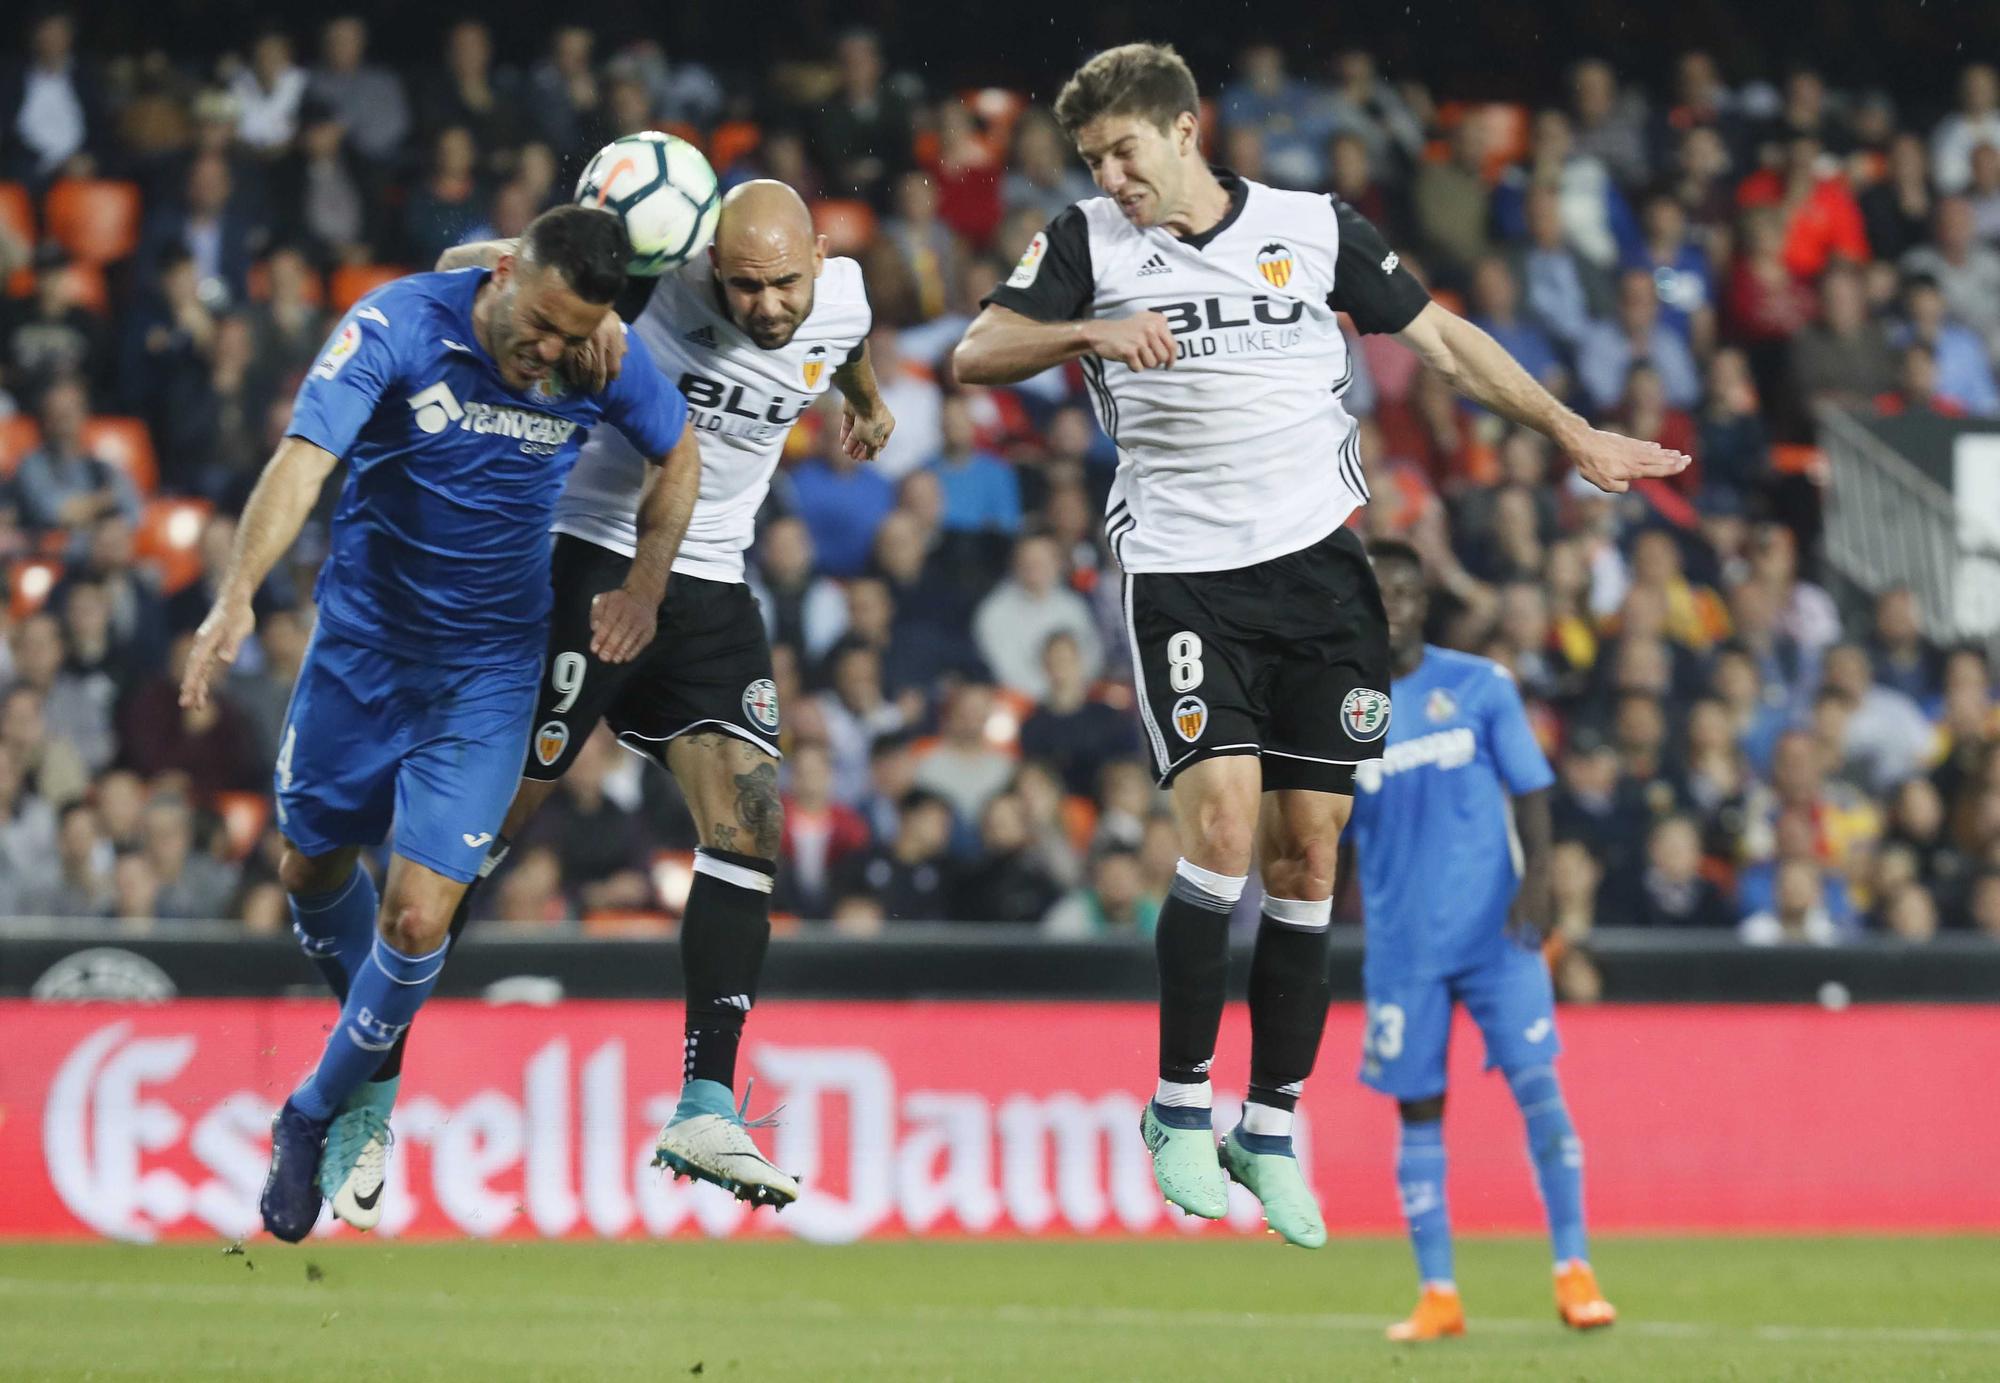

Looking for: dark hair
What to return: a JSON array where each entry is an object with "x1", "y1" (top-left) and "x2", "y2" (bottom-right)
[
  {"x1": 520, "y1": 204, "x2": 628, "y2": 305},
  {"x1": 1054, "y1": 43, "x2": 1201, "y2": 137},
  {"x1": 1366, "y1": 537, "x2": 1423, "y2": 574}
]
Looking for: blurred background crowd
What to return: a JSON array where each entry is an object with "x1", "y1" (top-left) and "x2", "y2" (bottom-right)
[{"x1": 2, "y1": 7, "x2": 1999, "y2": 982}]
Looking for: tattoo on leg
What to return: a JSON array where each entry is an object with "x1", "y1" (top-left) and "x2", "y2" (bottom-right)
[
  {"x1": 733, "y1": 760, "x2": 782, "y2": 859},
  {"x1": 710, "y1": 822, "x2": 740, "y2": 852}
]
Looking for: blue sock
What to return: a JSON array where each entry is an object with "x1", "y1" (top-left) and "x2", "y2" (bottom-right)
[
  {"x1": 292, "y1": 934, "x2": 449, "y2": 1120},
  {"x1": 1510, "y1": 1065, "x2": 1589, "y2": 1265},
  {"x1": 1396, "y1": 1119, "x2": 1454, "y2": 1285},
  {"x1": 288, "y1": 868, "x2": 379, "y2": 1000}
]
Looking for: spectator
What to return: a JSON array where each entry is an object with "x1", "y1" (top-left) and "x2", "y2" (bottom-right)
[
  {"x1": 1010, "y1": 758, "x2": 1085, "y2": 891},
  {"x1": 245, "y1": 244, "x2": 328, "y2": 385},
  {"x1": 142, "y1": 796, "x2": 237, "y2": 921},
  {"x1": 833, "y1": 787, "x2": 954, "y2": 921},
  {"x1": 1821, "y1": 642, "x2": 1935, "y2": 793},
  {"x1": 1622, "y1": 190, "x2": 1714, "y2": 352},
  {"x1": 1862, "y1": 132, "x2": 1938, "y2": 263},
  {"x1": 1314, "y1": 49, "x2": 1426, "y2": 183},
  {"x1": 1466, "y1": 255, "x2": 1563, "y2": 394},
  {"x1": 1874, "y1": 344, "x2": 1969, "y2": 418},
  {"x1": 1739, "y1": 856, "x2": 1840, "y2": 946},
  {"x1": 59, "y1": 578, "x2": 141, "y2": 705},
  {"x1": 15, "y1": 378, "x2": 141, "y2": 554},
  {"x1": 1, "y1": 12, "x2": 101, "y2": 184},
  {"x1": 1868, "y1": 587, "x2": 1943, "y2": 704},
  {"x1": 417, "y1": 21, "x2": 521, "y2": 164},
  {"x1": 777, "y1": 740, "x2": 869, "y2": 919},
  {"x1": 307, "y1": 16, "x2": 409, "y2": 165},
  {"x1": 228, "y1": 30, "x2": 307, "y2": 154},
  {"x1": 9, "y1": 610, "x2": 114, "y2": 774},
  {"x1": 525, "y1": 27, "x2": 600, "y2": 153},
  {"x1": 928, "y1": 394, "x2": 1021, "y2": 536},
  {"x1": 1326, "y1": 132, "x2": 1396, "y2": 239},
  {"x1": 1633, "y1": 814, "x2": 1732, "y2": 928},
  {"x1": 1695, "y1": 348, "x2": 1771, "y2": 502},
  {"x1": 789, "y1": 437, "x2": 896, "y2": 578},
  {"x1": 116, "y1": 633, "x2": 265, "y2": 796},
  {"x1": 864, "y1": 327, "x2": 943, "y2": 481},
  {"x1": 813, "y1": 28, "x2": 915, "y2": 209},
  {"x1": 1569, "y1": 58, "x2": 1650, "y2": 189},
  {"x1": 1577, "y1": 268, "x2": 1702, "y2": 413},
  {"x1": 927, "y1": 101, "x2": 1001, "y2": 251},
  {"x1": 1931, "y1": 63, "x2": 2000, "y2": 195},
  {"x1": 1901, "y1": 197, "x2": 2000, "y2": 354},
  {"x1": 853, "y1": 728, "x2": 917, "y2": 846},
  {"x1": 1043, "y1": 846, "x2": 1160, "y2": 937},
  {"x1": 973, "y1": 534, "x2": 1104, "y2": 700},
  {"x1": 816, "y1": 641, "x2": 909, "y2": 803},
  {"x1": 1002, "y1": 108, "x2": 1095, "y2": 223},
  {"x1": 749, "y1": 516, "x2": 848, "y2": 667},
  {"x1": 1551, "y1": 729, "x2": 1654, "y2": 892},
  {"x1": 520, "y1": 729, "x2": 655, "y2": 917},
  {"x1": 1018, "y1": 631, "x2": 1137, "y2": 798},
  {"x1": 1410, "y1": 119, "x2": 1490, "y2": 278},
  {"x1": 1879, "y1": 880, "x2": 1941, "y2": 942},
  {"x1": 402, "y1": 126, "x2": 484, "y2": 269},
  {"x1": 0, "y1": 742, "x2": 59, "y2": 909},
  {"x1": 2, "y1": 251, "x2": 108, "y2": 399},
  {"x1": 1494, "y1": 107, "x2": 1641, "y2": 271},
  {"x1": 1791, "y1": 263, "x2": 1897, "y2": 413},
  {"x1": 1892, "y1": 273, "x2": 2000, "y2": 415},
  {"x1": 1750, "y1": 522, "x2": 1841, "y2": 667},
  {"x1": 227, "y1": 603, "x2": 309, "y2": 767},
  {"x1": 1219, "y1": 43, "x2": 1324, "y2": 187},
  {"x1": 1968, "y1": 871, "x2": 2000, "y2": 938},
  {"x1": 911, "y1": 682, "x2": 1013, "y2": 824},
  {"x1": 950, "y1": 791, "x2": 1062, "y2": 923},
  {"x1": 1548, "y1": 837, "x2": 1601, "y2": 947},
  {"x1": 1615, "y1": 364, "x2": 1700, "y2": 498},
  {"x1": 159, "y1": 313, "x2": 269, "y2": 501},
  {"x1": 275, "y1": 98, "x2": 369, "y2": 264},
  {"x1": 1966, "y1": 143, "x2": 2000, "y2": 245},
  {"x1": 15, "y1": 798, "x2": 114, "y2": 918},
  {"x1": 1508, "y1": 183, "x2": 1613, "y2": 353},
  {"x1": 142, "y1": 151, "x2": 264, "y2": 308}
]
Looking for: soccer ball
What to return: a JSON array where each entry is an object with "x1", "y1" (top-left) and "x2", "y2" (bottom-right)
[{"x1": 574, "y1": 131, "x2": 721, "y2": 277}]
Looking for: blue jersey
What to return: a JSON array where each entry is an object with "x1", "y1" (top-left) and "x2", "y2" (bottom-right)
[
  {"x1": 1346, "y1": 646, "x2": 1555, "y2": 979},
  {"x1": 288, "y1": 268, "x2": 687, "y2": 667}
]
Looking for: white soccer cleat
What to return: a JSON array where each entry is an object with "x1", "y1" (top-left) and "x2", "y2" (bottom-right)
[
  {"x1": 319, "y1": 1077, "x2": 396, "y2": 1232},
  {"x1": 651, "y1": 1079, "x2": 799, "y2": 1209}
]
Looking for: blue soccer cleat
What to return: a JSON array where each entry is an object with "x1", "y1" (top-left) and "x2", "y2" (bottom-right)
[{"x1": 261, "y1": 1098, "x2": 331, "y2": 1243}]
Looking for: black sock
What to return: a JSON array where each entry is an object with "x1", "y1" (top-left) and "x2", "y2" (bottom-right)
[
  {"x1": 1155, "y1": 862, "x2": 1242, "y2": 1086},
  {"x1": 681, "y1": 847, "x2": 776, "y2": 1090},
  {"x1": 371, "y1": 837, "x2": 508, "y2": 1084},
  {"x1": 1247, "y1": 908, "x2": 1334, "y2": 1113}
]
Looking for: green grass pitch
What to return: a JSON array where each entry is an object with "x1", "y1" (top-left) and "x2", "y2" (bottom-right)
[{"x1": 4, "y1": 1236, "x2": 1998, "y2": 1380}]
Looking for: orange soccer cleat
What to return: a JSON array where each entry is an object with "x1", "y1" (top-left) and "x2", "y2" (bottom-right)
[
  {"x1": 1554, "y1": 1261, "x2": 1617, "y2": 1330},
  {"x1": 1386, "y1": 1284, "x2": 1466, "y2": 1342}
]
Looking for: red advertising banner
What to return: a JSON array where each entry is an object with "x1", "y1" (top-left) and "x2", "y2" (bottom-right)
[{"x1": 3, "y1": 999, "x2": 1995, "y2": 1242}]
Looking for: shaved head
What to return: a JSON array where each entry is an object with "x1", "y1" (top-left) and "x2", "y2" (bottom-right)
[{"x1": 710, "y1": 179, "x2": 825, "y2": 348}]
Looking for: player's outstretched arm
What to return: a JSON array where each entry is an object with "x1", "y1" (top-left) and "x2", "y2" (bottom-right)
[
  {"x1": 954, "y1": 304, "x2": 1175, "y2": 385},
  {"x1": 590, "y1": 427, "x2": 701, "y2": 663},
  {"x1": 1394, "y1": 301, "x2": 1690, "y2": 494},
  {"x1": 831, "y1": 345, "x2": 895, "y2": 460},
  {"x1": 180, "y1": 437, "x2": 340, "y2": 710}
]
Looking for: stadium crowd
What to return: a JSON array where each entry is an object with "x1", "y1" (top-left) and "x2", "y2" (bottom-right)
[{"x1": 2, "y1": 13, "x2": 2000, "y2": 976}]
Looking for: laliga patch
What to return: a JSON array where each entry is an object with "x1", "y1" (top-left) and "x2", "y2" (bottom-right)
[
  {"x1": 534, "y1": 719, "x2": 570, "y2": 766},
  {"x1": 1172, "y1": 694, "x2": 1208, "y2": 743},
  {"x1": 1426, "y1": 688, "x2": 1457, "y2": 723},
  {"x1": 742, "y1": 678, "x2": 781, "y2": 733},
  {"x1": 1007, "y1": 231, "x2": 1049, "y2": 289},
  {"x1": 1340, "y1": 687, "x2": 1392, "y2": 743},
  {"x1": 312, "y1": 320, "x2": 361, "y2": 380}
]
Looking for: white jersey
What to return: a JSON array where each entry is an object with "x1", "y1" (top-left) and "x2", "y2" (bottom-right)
[
  {"x1": 554, "y1": 255, "x2": 872, "y2": 582},
  {"x1": 988, "y1": 174, "x2": 1430, "y2": 575}
]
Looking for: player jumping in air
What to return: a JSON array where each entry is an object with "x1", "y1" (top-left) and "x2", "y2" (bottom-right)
[
  {"x1": 1346, "y1": 540, "x2": 1615, "y2": 1338},
  {"x1": 180, "y1": 206, "x2": 697, "y2": 1243},
  {"x1": 299, "y1": 179, "x2": 893, "y2": 1224},
  {"x1": 954, "y1": 43, "x2": 1685, "y2": 1246}
]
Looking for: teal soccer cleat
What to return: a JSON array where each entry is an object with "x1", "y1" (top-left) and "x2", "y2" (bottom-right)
[
  {"x1": 320, "y1": 1076, "x2": 397, "y2": 1232},
  {"x1": 652, "y1": 1079, "x2": 799, "y2": 1209},
  {"x1": 1139, "y1": 1101, "x2": 1229, "y2": 1220},
  {"x1": 1220, "y1": 1123, "x2": 1326, "y2": 1248}
]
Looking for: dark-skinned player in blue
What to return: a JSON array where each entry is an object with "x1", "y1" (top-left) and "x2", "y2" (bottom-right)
[{"x1": 178, "y1": 205, "x2": 696, "y2": 1243}]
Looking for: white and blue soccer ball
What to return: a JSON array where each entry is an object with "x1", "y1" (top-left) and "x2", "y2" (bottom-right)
[{"x1": 574, "y1": 131, "x2": 721, "y2": 277}]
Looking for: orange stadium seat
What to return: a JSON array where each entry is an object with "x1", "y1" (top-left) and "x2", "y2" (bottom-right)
[
  {"x1": 80, "y1": 417, "x2": 159, "y2": 495},
  {"x1": 0, "y1": 416, "x2": 39, "y2": 477},
  {"x1": 9, "y1": 558, "x2": 62, "y2": 620},
  {"x1": 660, "y1": 122, "x2": 703, "y2": 153},
  {"x1": 245, "y1": 259, "x2": 324, "y2": 307},
  {"x1": 707, "y1": 121, "x2": 762, "y2": 171},
  {"x1": 964, "y1": 88, "x2": 1027, "y2": 147},
  {"x1": 812, "y1": 199, "x2": 878, "y2": 256},
  {"x1": 213, "y1": 790, "x2": 271, "y2": 861},
  {"x1": 329, "y1": 263, "x2": 404, "y2": 313},
  {"x1": 45, "y1": 179, "x2": 142, "y2": 265},
  {"x1": 0, "y1": 182, "x2": 34, "y2": 297},
  {"x1": 57, "y1": 261, "x2": 109, "y2": 314},
  {"x1": 135, "y1": 496, "x2": 212, "y2": 593},
  {"x1": 581, "y1": 908, "x2": 674, "y2": 936}
]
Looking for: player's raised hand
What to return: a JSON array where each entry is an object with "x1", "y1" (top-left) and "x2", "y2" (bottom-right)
[
  {"x1": 568, "y1": 313, "x2": 629, "y2": 393},
  {"x1": 590, "y1": 586, "x2": 657, "y2": 663},
  {"x1": 179, "y1": 599, "x2": 255, "y2": 711},
  {"x1": 1566, "y1": 427, "x2": 1691, "y2": 495},
  {"x1": 1085, "y1": 311, "x2": 1176, "y2": 371},
  {"x1": 839, "y1": 400, "x2": 895, "y2": 461}
]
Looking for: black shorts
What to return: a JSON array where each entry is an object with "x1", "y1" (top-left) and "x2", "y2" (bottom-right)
[
  {"x1": 1124, "y1": 524, "x2": 1390, "y2": 794},
  {"x1": 524, "y1": 535, "x2": 781, "y2": 781}
]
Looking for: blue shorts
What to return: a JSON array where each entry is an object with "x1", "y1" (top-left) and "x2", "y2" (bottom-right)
[
  {"x1": 1359, "y1": 938, "x2": 1560, "y2": 1100},
  {"x1": 274, "y1": 626, "x2": 540, "y2": 883}
]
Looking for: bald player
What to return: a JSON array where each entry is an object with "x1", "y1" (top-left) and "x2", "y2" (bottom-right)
[{"x1": 307, "y1": 181, "x2": 889, "y2": 1226}]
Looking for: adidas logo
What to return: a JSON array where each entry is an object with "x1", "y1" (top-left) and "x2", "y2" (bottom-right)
[
  {"x1": 1136, "y1": 253, "x2": 1171, "y2": 277},
  {"x1": 686, "y1": 325, "x2": 718, "y2": 347}
]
